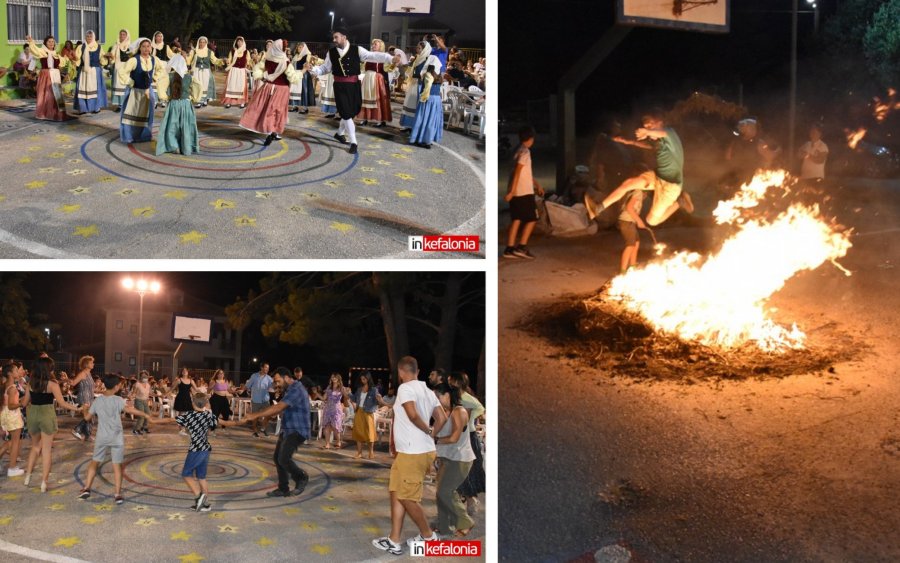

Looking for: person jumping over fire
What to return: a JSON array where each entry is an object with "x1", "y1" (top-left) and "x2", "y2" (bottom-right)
[{"x1": 584, "y1": 108, "x2": 694, "y2": 226}]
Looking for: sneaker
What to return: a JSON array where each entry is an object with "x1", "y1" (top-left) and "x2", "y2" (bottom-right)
[
  {"x1": 23, "y1": 473, "x2": 30, "y2": 486},
  {"x1": 78, "y1": 488, "x2": 91, "y2": 499},
  {"x1": 405, "y1": 533, "x2": 438, "y2": 547},
  {"x1": 512, "y1": 245, "x2": 535, "y2": 260},
  {"x1": 198, "y1": 503, "x2": 211, "y2": 512},
  {"x1": 372, "y1": 537, "x2": 403, "y2": 556},
  {"x1": 115, "y1": 495, "x2": 124, "y2": 505},
  {"x1": 502, "y1": 247, "x2": 521, "y2": 259},
  {"x1": 584, "y1": 193, "x2": 603, "y2": 220},
  {"x1": 678, "y1": 190, "x2": 695, "y2": 214},
  {"x1": 6, "y1": 467, "x2": 24, "y2": 477},
  {"x1": 72, "y1": 429, "x2": 84, "y2": 441},
  {"x1": 194, "y1": 493, "x2": 207, "y2": 511},
  {"x1": 224, "y1": 104, "x2": 231, "y2": 109},
  {"x1": 265, "y1": 489, "x2": 289, "y2": 497},
  {"x1": 40, "y1": 481, "x2": 47, "y2": 493}
]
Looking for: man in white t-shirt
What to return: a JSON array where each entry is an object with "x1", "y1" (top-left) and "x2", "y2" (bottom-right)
[
  {"x1": 799, "y1": 124, "x2": 828, "y2": 180},
  {"x1": 503, "y1": 125, "x2": 544, "y2": 260},
  {"x1": 372, "y1": 356, "x2": 448, "y2": 556}
]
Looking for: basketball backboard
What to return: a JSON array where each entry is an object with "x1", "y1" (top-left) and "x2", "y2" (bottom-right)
[
  {"x1": 384, "y1": 0, "x2": 433, "y2": 16},
  {"x1": 172, "y1": 314, "x2": 212, "y2": 344},
  {"x1": 618, "y1": 0, "x2": 730, "y2": 33}
]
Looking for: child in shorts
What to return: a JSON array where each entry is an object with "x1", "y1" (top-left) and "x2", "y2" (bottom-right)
[
  {"x1": 504, "y1": 124, "x2": 544, "y2": 260},
  {"x1": 155, "y1": 393, "x2": 218, "y2": 511},
  {"x1": 618, "y1": 189, "x2": 646, "y2": 274},
  {"x1": 78, "y1": 374, "x2": 153, "y2": 504}
]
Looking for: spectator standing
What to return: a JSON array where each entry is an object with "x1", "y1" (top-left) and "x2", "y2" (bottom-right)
[{"x1": 799, "y1": 124, "x2": 828, "y2": 180}]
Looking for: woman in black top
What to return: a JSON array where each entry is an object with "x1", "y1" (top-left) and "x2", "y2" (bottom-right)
[
  {"x1": 173, "y1": 367, "x2": 195, "y2": 415},
  {"x1": 23, "y1": 357, "x2": 81, "y2": 492}
]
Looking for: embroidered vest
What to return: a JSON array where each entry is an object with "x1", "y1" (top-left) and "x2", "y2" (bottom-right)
[
  {"x1": 153, "y1": 45, "x2": 169, "y2": 62},
  {"x1": 329, "y1": 46, "x2": 360, "y2": 77},
  {"x1": 264, "y1": 59, "x2": 289, "y2": 86},
  {"x1": 364, "y1": 62, "x2": 384, "y2": 73},
  {"x1": 131, "y1": 57, "x2": 154, "y2": 90}
]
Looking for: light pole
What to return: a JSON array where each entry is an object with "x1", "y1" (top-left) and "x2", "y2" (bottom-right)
[
  {"x1": 329, "y1": 11, "x2": 335, "y2": 31},
  {"x1": 122, "y1": 277, "x2": 161, "y2": 372}
]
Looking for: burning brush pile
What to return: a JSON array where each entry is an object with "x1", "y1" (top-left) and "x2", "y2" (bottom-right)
[{"x1": 527, "y1": 171, "x2": 859, "y2": 381}]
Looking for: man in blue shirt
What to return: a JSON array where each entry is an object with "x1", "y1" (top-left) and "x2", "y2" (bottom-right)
[
  {"x1": 429, "y1": 34, "x2": 448, "y2": 70},
  {"x1": 246, "y1": 363, "x2": 272, "y2": 437},
  {"x1": 239, "y1": 367, "x2": 311, "y2": 497}
]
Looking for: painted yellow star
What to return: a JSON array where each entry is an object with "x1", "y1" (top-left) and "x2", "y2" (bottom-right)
[
  {"x1": 288, "y1": 205, "x2": 308, "y2": 215},
  {"x1": 48, "y1": 503, "x2": 66, "y2": 511},
  {"x1": 73, "y1": 225, "x2": 99, "y2": 238},
  {"x1": 59, "y1": 204, "x2": 82, "y2": 214},
  {"x1": 376, "y1": 160, "x2": 392, "y2": 166},
  {"x1": 368, "y1": 144, "x2": 383, "y2": 149},
  {"x1": 131, "y1": 506, "x2": 149, "y2": 512},
  {"x1": 300, "y1": 522, "x2": 319, "y2": 531},
  {"x1": 234, "y1": 215, "x2": 257, "y2": 227},
  {"x1": 395, "y1": 173, "x2": 415, "y2": 181},
  {"x1": 115, "y1": 188, "x2": 137, "y2": 197},
  {"x1": 256, "y1": 537, "x2": 275, "y2": 547},
  {"x1": 282, "y1": 507, "x2": 301, "y2": 516},
  {"x1": 218, "y1": 524, "x2": 239, "y2": 533},
  {"x1": 210, "y1": 199, "x2": 236, "y2": 210},
  {"x1": 323, "y1": 180, "x2": 343, "y2": 188},
  {"x1": 357, "y1": 510, "x2": 373, "y2": 517},
  {"x1": 208, "y1": 512, "x2": 225, "y2": 519},
  {"x1": 27, "y1": 146, "x2": 42, "y2": 152},
  {"x1": 251, "y1": 515, "x2": 269, "y2": 523},
  {"x1": 50, "y1": 152, "x2": 67, "y2": 158},
  {"x1": 67, "y1": 169, "x2": 86, "y2": 175},
  {"x1": 54, "y1": 537, "x2": 81, "y2": 548},
  {"x1": 69, "y1": 186, "x2": 90, "y2": 195},
  {"x1": 396, "y1": 190, "x2": 415, "y2": 199},
  {"x1": 59, "y1": 144, "x2": 74, "y2": 149},
  {"x1": 364, "y1": 525, "x2": 380, "y2": 534},
  {"x1": 360, "y1": 178, "x2": 379, "y2": 185},
  {"x1": 178, "y1": 231, "x2": 207, "y2": 245},
  {"x1": 391, "y1": 153, "x2": 409, "y2": 159},
  {"x1": 0, "y1": 516, "x2": 12, "y2": 525},
  {"x1": 25, "y1": 180, "x2": 47, "y2": 189},
  {"x1": 81, "y1": 516, "x2": 103, "y2": 524},
  {"x1": 56, "y1": 134, "x2": 71, "y2": 141},
  {"x1": 330, "y1": 222, "x2": 354, "y2": 233},
  {"x1": 177, "y1": 553, "x2": 205, "y2": 563},
  {"x1": 170, "y1": 530, "x2": 192, "y2": 541},
  {"x1": 255, "y1": 191, "x2": 271, "y2": 199},
  {"x1": 50, "y1": 489, "x2": 67, "y2": 496},
  {"x1": 68, "y1": 158, "x2": 83, "y2": 164},
  {"x1": 132, "y1": 207, "x2": 156, "y2": 218},
  {"x1": 135, "y1": 517, "x2": 158, "y2": 527},
  {"x1": 400, "y1": 147, "x2": 414, "y2": 153},
  {"x1": 39, "y1": 167, "x2": 61, "y2": 174},
  {"x1": 17, "y1": 157, "x2": 31, "y2": 163},
  {"x1": 29, "y1": 135, "x2": 40, "y2": 141},
  {"x1": 0, "y1": 493, "x2": 19, "y2": 501},
  {"x1": 99, "y1": 175, "x2": 116, "y2": 182},
  {"x1": 361, "y1": 166, "x2": 375, "y2": 172},
  {"x1": 168, "y1": 513, "x2": 187, "y2": 521},
  {"x1": 311, "y1": 545, "x2": 332, "y2": 555},
  {"x1": 94, "y1": 504, "x2": 113, "y2": 511},
  {"x1": 164, "y1": 189, "x2": 187, "y2": 200},
  {"x1": 321, "y1": 505, "x2": 340, "y2": 512},
  {"x1": 363, "y1": 151, "x2": 377, "y2": 156}
]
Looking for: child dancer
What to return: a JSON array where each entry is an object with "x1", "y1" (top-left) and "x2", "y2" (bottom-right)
[
  {"x1": 222, "y1": 36, "x2": 250, "y2": 109},
  {"x1": 156, "y1": 54, "x2": 199, "y2": 155}
]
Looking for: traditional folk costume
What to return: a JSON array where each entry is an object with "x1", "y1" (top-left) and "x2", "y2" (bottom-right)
[
  {"x1": 156, "y1": 54, "x2": 199, "y2": 156},
  {"x1": 360, "y1": 41, "x2": 392, "y2": 126},
  {"x1": 72, "y1": 33, "x2": 108, "y2": 114},
  {"x1": 109, "y1": 30, "x2": 134, "y2": 109},
  {"x1": 25, "y1": 38, "x2": 72, "y2": 121},
  {"x1": 150, "y1": 32, "x2": 174, "y2": 108},
  {"x1": 320, "y1": 73, "x2": 337, "y2": 116},
  {"x1": 288, "y1": 44, "x2": 310, "y2": 112},
  {"x1": 187, "y1": 37, "x2": 222, "y2": 107},
  {"x1": 409, "y1": 67, "x2": 444, "y2": 148},
  {"x1": 239, "y1": 39, "x2": 299, "y2": 145},
  {"x1": 400, "y1": 42, "x2": 434, "y2": 129},
  {"x1": 309, "y1": 40, "x2": 395, "y2": 153},
  {"x1": 118, "y1": 47, "x2": 168, "y2": 143},
  {"x1": 298, "y1": 49, "x2": 317, "y2": 111},
  {"x1": 222, "y1": 37, "x2": 250, "y2": 108}
]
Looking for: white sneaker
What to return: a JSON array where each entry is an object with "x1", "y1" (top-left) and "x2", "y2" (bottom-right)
[
  {"x1": 372, "y1": 537, "x2": 402, "y2": 556},
  {"x1": 6, "y1": 467, "x2": 24, "y2": 477},
  {"x1": 23, "y1": 473, "x2": 30, "y2": 486},
  {"x1": 40, "y1": 481, "x2": 47, "y2": 493},
  {"x1": 406, "y1": 533, "x2": 438, "y2": 547}
]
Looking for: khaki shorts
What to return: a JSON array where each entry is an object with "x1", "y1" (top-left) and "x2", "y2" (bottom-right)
[
  {"x1": 389, "y1": 451, "x2": 436, "y2": 502},
  {"x1": 1, "y1": 407, "x2": 24, "y2": 432},
  {"x1": 93, "y1": 444, "x2": 125, "y2": 464},
  {"x1": 638, "y1": 170, "x2": 682, "y2": 226},
  {"x1": 26, "y1": 404, "x2": 58, "y2": 435}
]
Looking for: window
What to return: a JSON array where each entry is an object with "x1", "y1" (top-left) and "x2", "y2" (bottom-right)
[
  {"x1": 7, "y1": 0, "x2": 53, "y2": 44},
  {"x1": 66, "y1": 0, "x2": 100, "y2": 44},
  {"x1": 116, "y1": 319, "x2": 124, "y2": 329},
  {"x1": 114, "y1": 352, "x2": 122, "y2": 362},
  {"x1": 128, "y1": 356, "x2": 136, "y2": 366}
]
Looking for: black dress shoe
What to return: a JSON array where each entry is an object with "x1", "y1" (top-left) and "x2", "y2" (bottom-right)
[
  {"x1": 361, "y1": 120, "x2": 368, "y2": 126},
  {"x1": 334, "y1": 133, "x2": 348, "y2": 144},
  {"x1": 113, "y1": 107, "x2": 121, "y2": 113},
  {"x1": 266, "y1": 489, "x2": 290, "y2": 497},
  {"x1": 349, "y1": 143, "x2": 358, "y2": 154},
  {"x1": 324, "y1": 113, "x2": 335, "y2": 118},
  {"x1": 263, "y1": 133, "x2": 276, "y2": 146},
  {"x1": 224, "y1": 104, "x2": 231, "y2": 109},
  {"x1": 374, "y1": 121, "x2": 386, "y2": 128}
]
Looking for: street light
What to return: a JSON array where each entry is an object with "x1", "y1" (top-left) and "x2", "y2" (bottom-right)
[
  {"x1": 329, "y1": 11, "x2": 335, "y2": 30},
  {"x1": 122, "y1": 276, "x2": 161, "y2": 372}
]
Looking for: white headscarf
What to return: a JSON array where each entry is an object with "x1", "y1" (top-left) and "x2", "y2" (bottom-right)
[
  {"x1": 194, "y1": 36, "x2": 209, "y2": 57},
  {"x1": 166, "y1": 53, "x2": 188, "y2": 78},
  {"x1": 411, "y1": 40, "x2": 432, "y2": 70},
  {"x1": 117, "y1": 29, "x2": 131, "y2": 51},
  {"x1": 151, "y1": 31, "x2": 165, "y2": 51},
  {"x1": 293, "y1": 42, "x2": 310, "y2": 62},
  {"x1": 265, "y1": 39, "x2": 288, "y2": 79},
  {"x1": 130, "y1": 37, "x2": 151, "y2": 56},
  {"x1": 232, "y1": 36, "x2": 246, "y2": 60}
]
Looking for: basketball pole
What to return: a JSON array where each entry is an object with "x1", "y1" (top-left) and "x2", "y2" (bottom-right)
[{"x1": 789, "y1": 0, "x2": 798, "y2": 168}]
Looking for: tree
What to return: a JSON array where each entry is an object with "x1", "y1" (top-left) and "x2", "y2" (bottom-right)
[
  {"x1": 0, "y1": 274, "x2": 48, "y2": 353},
  {"x1": 140, "y1": 0, "x2": 302, "y2": 45},
  {"x1": 863, "y1": 0, "x2": 900, "y2": 87}
]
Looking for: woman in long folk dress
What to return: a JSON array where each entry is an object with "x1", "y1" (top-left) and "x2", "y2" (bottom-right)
[
  {"x1": 24, "y1": 35, "x2": 72, "y2": 121},
  {"x1": 221, "y1": 36, "x2": 250, "y2": 109},
  {"x1": 118, "y1": 38, "x2": 168, "y2": 143},
  {"x1": 156, "y1": 54, "x2": 199, "y2": 156},
  {"x1": 239, "y1": 39, "x2": 299, "y2": 146},
  {"x1": 187, "y1": 36, "x2": 223, "y2": 108},
  {"x1": 72, "y1": 31, "x2": 109, "y2": 114},
  {"x1": 409, "y1": 63, "x2": 444, "y2": 149},
  {"x1": 400, "y1": 40, "x2": 434, "y2": 130},
  {"x1": 150, "y1": 31, "x2": 174, "y2": 108},
  {"x1": 360, "y1": 38, "x2": 392, "y2": 127},
  {"x1": 109, "y1": 29, "x2": 133, "y2": 111},
  {"x1": 293, "y1": 42, "x2": 316, "y2": 114},
  {"x1": 288, "y1": 43, "x2": 306, "y2": 112}
]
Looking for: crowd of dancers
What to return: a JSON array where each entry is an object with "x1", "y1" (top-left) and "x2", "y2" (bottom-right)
[{"x1": 19, "y1": 27, "x2": 453, "y2": 154}]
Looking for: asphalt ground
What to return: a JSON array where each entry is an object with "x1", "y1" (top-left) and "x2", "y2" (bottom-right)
[
  {"x1": 0, "y1": 91, "x2": 484, "y2": 259},
  {"x1": 0, "y1": 413, "x2": 486, "y2": 562}
]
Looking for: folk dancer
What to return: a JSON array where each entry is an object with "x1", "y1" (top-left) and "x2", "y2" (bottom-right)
[
  {"x1": 118, "y1": 38, "x2": 168, "y2": 144},
  {"x1": 109, "y1": 29, "x2": 133, "y2": 111},
  {"x1": 156, "y1": 54, "x2": 199, "y2": 156},
  {"x1": 239, "y1": 39, "x2": 299, "y2": 146},
  {"x1": 222, "y1": 36, "x2": 250, "y2": 109},
  {"x1": 186, "y1": 36, "x2": 222, "y2": 108},
  {"x1": 399, "y1": 41, "x2": 433, "y2": 131},
  {"x1": 72, "y1": 31, "x2": 109, "y2": 114},
  {"x1": 24, "y1": 35, "x2": 72, "y2": 121},
  {"x1": 150, "y1": 31, "x2": 174, "y2": 108},
  {"x1": 360, "y1": 39, "x2": 392, "y2": 127}
]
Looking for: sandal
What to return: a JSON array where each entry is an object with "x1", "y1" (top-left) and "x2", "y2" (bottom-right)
[{"x1": 454, "y1": 527, "x2": 474, "y2": 537}]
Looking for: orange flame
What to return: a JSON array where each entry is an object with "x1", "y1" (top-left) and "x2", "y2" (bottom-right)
[
  {"x1": 873, "y1": 88, "x2": 900, "y2": 122},
  {"x1": 846, "y1": 127, "x2": 867, "y2": 150},
  {"x1": 606, "y1": 171, "x2": 852, "y2": 352}
]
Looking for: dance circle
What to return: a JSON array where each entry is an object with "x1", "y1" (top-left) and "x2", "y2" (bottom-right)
[
  {"x1": 78, "y1": 124, "x2": 359, "y2": 191},
  {"x1": 72, "y1": 446, "x2": 331, "y2": 511}
]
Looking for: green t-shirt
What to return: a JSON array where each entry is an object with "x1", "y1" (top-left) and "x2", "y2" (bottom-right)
[{"x1": 654, "y1": 127, "x2": 684, "y2": 185}]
